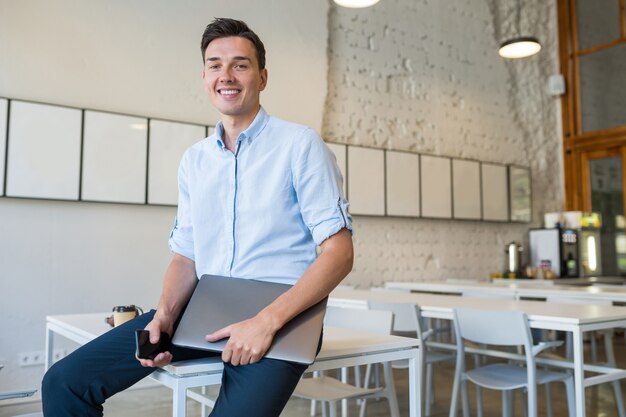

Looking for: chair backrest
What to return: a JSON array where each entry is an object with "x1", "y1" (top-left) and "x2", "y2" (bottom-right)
[
  {"x1": 324, "y1": 305, "x2": 394, "y2": 335},
  {"x1": 367, "y1": 300, "x2": 422, "y2": 337},
  {"x1": 453, "y1": 308, "x2": 532, "y2": 348}
]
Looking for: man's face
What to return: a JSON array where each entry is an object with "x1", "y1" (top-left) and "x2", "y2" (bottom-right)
[{"x1": 202, "y1": 36, "x2": 267, "y2": 121}]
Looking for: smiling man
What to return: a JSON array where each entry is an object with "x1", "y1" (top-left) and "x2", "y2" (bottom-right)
[{"x1": 41, "y1": 18, "x2": 353, "y2": 417}]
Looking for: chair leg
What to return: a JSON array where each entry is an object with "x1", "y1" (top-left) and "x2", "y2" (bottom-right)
[
  {"x1": 475, "y1": 387, "x2": 483, "y2": 417},
  {"x1": 604, "y1": 332, "x2": 626, "y2": 417},
  {"x1": 425, "y1": 362, "x2": 433, "y2": 416},
  {"x1": 544, "y1": 383, "x2": 553, "y2": 417},
  {"x1": 329, "y1": 401, "x2": 338, "y2": 417},
  {"x1": 461, "y1": 380, "x2": 470, "y2": 417},
  {"x1": 502, "y1": 391, "x2": 509, "y2": 417},
  {"x1": 519, "y1": 389, "x2": 527, "y2": 417},
  {"x1": 448, "y1": 360, "x2": 462, "y2": 417},
  {"x1": 382, "y1": 362, "x2": 401, "y2": 417},
  {"x1": 527, "y1": 384, "x2": 538, "y2": 417},
  {"x1": 563, "y1": 377, "x2": 576, "y2": 417}
]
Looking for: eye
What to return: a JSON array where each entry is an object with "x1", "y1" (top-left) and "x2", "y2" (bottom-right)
[
  {"x1": 234, "y1": 64, "x2": 248, "y2": 70},
  {"x1": 207, "y1": 63, "x2": 220, "y2": 70}
]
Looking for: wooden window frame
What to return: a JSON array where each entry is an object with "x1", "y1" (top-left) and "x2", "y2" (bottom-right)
[{"x1": 558, "y1": 0, "x2": 626, "y2": 210}]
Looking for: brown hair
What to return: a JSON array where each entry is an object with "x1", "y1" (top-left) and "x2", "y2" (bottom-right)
[{"x1": 200, "y1": 18, "x2": 266, "y2": 70}]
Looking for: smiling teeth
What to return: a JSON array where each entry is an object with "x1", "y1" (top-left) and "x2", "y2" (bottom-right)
[{"x1": 220, "y1": 90, "x2": 240, "y2": 94}]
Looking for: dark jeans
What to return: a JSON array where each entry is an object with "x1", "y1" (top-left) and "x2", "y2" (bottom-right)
[{"x1": 41, "y1": 310, "x2": 313, "y2": 417}]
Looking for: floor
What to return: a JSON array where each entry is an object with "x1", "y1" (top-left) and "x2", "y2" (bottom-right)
[{"x1": 2, "y1": 333, "x2": 625, "y2": 417}]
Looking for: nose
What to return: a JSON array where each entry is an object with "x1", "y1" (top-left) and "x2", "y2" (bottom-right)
[{"x1": 218, "y1": 67, "x2": 234, "y2": 83}]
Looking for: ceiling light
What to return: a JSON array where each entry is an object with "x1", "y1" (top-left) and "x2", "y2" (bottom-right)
[
  {"x1": 499, "y1": 37, "x2": 542, "y2": 59},
  {"x1": 333, "y1": 0, "x2": 380, "y2": 8},
  {"x1": 499, "y1": 0, "x2": 541, "y2": 59}
]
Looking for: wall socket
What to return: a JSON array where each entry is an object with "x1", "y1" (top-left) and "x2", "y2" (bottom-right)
[{"x1": 18, "y1": 349, "x2": 67, "y2": 367}]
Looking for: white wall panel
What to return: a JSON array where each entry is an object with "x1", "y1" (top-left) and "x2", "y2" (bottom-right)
[
  {"x1": 421, "y1": 155, "x2": 452, "y2": 218},
  {"x1": 81, "y1": 111, "x2": 147, "y2": 204},
  {"x1": 386, "y1": 151, "x2": 420, "y2": 217},
  {"x1": 348, "y1": 146, "x2": 385, "y2": 216},
  {"x1": 148, "y1": 120, "x2": 205, "y2": 205},
  {"x1": 452, "y1": 159, "x2": 481, "y2": 219},
  {"x1": 6, "y1": 101, "x2": 81, "y2": 200}
]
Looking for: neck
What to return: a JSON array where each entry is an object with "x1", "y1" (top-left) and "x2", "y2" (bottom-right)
[{"x1": 220, "y1": 107, "x2": 260, "y2": 153}]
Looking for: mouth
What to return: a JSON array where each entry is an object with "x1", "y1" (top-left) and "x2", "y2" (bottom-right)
[{"x1": 217, "y1": 88, "x2": 242, "y2": 98}]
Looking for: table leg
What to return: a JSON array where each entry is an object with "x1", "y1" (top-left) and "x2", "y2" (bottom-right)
[
  {"x1": 172, "y1": 380, "x2": 187, "y2": 417},
  {"x1": 45, "y1": 324, "x2": 54, "y2": 371},
  {"x1": 573, "y1": 329, "x2": 585, "y2": 417},
  {"x1": 408, "y1": 348, "x2": 422, "y2": 417}
]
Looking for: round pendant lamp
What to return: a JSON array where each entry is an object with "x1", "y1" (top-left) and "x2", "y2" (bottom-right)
[
  {"x1": 333, "y1": 0, "x2": 380, "y2": 8},
  {"x1": 499, "y1": 0, "x2": 541, "y2": 59},
  {"x1": 499, "y1": 37, "x2": 542, "y2": 59}
]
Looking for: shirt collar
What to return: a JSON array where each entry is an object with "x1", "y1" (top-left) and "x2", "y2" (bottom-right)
[{"x1": 214, "y1": 107, "x2": 270, "y2": 149}]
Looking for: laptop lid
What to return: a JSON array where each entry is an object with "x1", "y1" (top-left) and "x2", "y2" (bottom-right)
[{"x1": 172, "y1": 274, "x2": 327, "y2": 364}]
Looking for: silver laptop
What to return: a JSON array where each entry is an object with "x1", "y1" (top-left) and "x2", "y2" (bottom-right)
[{"x1": 172, "y1": 274, "x2": 327, "y2": 364}]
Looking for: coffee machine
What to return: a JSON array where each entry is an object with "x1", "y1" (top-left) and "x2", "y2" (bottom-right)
[
  {"x1": 529, "y1": 228, "x2": 580, "y2": 278},
  {"x1": 543, "y1": 211, "x2": 602, "y2": 277},
  {"x1": 529, "y1": 211, "x2": 602, "y2": 278}
]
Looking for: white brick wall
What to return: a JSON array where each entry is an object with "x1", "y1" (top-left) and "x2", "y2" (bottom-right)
[{"x1": 324, "y1": 0, "x2": 564, "y2": 287}]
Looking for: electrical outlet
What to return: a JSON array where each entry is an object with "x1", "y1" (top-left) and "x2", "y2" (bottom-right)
[
  {"x1": 18, "y1": 349, "x2": 66, "y2": 367},
  {"x1": 19, "y1": 351, "x2": 44, "y2": 367},
  {"x1": 52, "y1": 349, "x2": 67, "y2": 362}
]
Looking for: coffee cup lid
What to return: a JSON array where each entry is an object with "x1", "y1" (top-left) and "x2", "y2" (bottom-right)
[{"x1": 112, "y1": 305, "x2": 136, "y2": 312}]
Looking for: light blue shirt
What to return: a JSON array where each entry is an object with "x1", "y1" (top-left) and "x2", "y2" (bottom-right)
[{"x1": 168, "y1": 107, "x2": 352, "y2": 285}]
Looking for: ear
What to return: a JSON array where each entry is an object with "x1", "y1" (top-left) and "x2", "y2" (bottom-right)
[{"x1": 259, "y1": 68, "x2": 268, "y2": 92}]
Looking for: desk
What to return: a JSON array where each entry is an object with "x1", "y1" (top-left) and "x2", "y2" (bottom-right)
[
  {"x1": 330, "y1": 288, "x2": 626, "y2": 417},
  {"x1": 45, "y1": 313, "x2": 421, "y2": 417},
  {"x1": 385, "y1": 280, "x2": 626, "y2": 304}
]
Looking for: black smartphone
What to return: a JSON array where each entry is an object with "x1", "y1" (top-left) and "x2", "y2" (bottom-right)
[{"x1": 135, "y1": 329, "x2": 171, "y2": 360}]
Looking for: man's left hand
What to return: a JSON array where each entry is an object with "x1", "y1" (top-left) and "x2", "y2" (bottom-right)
[{"x1": 205, "y1": 312, "x2": 277, "y2": 366}]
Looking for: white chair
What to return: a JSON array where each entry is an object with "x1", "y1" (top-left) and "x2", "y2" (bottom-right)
[
  {"x1": 367, "y1": 300, "x2": 454, "y2": 417},
  {"x1": 546, "y1": 296, "x2": 625, "y2": 417},
  {"x1": 448, "y1": 308, "x2": 575, "y2": 417},
  {"x1": 293, "y1": 306, "x2": 400, "y2": 417}
]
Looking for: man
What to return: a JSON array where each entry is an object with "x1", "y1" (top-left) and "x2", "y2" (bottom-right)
[{"x1": 42, "y1": 17, "x2": 353, "y2": 417}]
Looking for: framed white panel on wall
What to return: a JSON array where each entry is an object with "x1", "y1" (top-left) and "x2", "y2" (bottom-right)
[
  {"x1": 421, "y1": 155, "x2": 452, "y2": 218},
  {"x1": 347, "y1": 146, "x2": 384, "y2": 216},
  {"x1": 6, "y1": 101, "x2": 82, "y2": 200},
  {"x1": 326, "y1": 143, "x2": 347, "y2": 196},
  {"x1": 81, "y1": 111, "x2": 147, "y2": 204},
  {"x1": 0, "y1": 98, "x2": 7, "y2": 196},
  {"x1": 386, "y1": 151, "x2": 420, "y2": 217},
  {"x1": 509, "y1": 165, "x2": 532, "y2": 222},
  {"x1": 148, "y1": 119, "x2": 205, "y2": 205},
  {"x1": 452, "y1": 159, "x2": 481, "y2": 220},
  {"x1": 481, "y1": 163, "x2": 509, "y2": 221}
]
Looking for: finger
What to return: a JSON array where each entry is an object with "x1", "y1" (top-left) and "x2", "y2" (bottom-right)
[
  {"x1": 206, "y1": 326, "x2": 231, "y2": 342},
  {"x1": 152, "y1": 352, "x2": 173, "y2": 367},
  {"x1": 249, "y1": 348, "x2": 261, "y2": 364},
  {"x1": 240, "y1": 345, "x2": 253, "y2": 365},
  {"x1": 229, "y1": 342, "x2": 243, "y2": 366},
  {"x1": 222, "y1": 345, "x2": 233, "y2": 364},
  {"x1": 146, "y1": 325, "x2": 160, "y2": 344}
]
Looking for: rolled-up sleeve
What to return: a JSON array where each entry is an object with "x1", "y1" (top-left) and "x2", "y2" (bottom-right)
[
  {"x1": 168, "y1": 151, "x2": 195, "y2": 261},
  {"x1": 292, "y1": 129, "x2": 353, "y2": 246}
]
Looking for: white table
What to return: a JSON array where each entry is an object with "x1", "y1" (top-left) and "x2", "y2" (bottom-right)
[
  {"x1": 330, "y1": 288, "x2": 626, "y2": 417},
  {"x1": 385, "y1": 280, "x2": 626, "y2": 304},
  {"x1": 45, "y1": 313, "x2": 421, "y2": 417}
]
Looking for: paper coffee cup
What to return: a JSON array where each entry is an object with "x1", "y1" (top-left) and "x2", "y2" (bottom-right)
[{"x1": 112, "y1": 305, "x2": 142, "y2": 327}]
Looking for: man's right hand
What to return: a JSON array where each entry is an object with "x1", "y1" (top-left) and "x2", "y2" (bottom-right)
[{"x1": 137, "y1": 315, "x2": 174, "y2": 368}]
